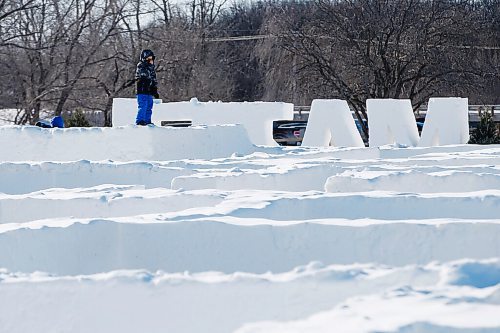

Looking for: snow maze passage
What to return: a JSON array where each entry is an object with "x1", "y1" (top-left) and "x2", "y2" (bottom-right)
[{"x1": 1, "y1": 126, "x2": 500, "y2": 333}]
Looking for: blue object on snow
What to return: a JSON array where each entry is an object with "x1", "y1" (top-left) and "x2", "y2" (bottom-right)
[
  {"x1": 51, "y1": 116, "x2": 65, "y2": 128},
  {"x1": 136, "y1": 94, "x2": 153, "y2": 125}
]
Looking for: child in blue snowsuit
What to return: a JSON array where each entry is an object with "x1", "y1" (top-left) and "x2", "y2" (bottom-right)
[{"x1": 135, "y1": 49, "x2": 159, "y2": 125}]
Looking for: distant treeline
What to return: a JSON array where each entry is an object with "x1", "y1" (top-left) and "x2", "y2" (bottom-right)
[{"x1": 0, "y1": 0, "x2": 498, "y2": 130}]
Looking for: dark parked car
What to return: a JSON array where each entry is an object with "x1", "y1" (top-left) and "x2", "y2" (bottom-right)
[
  {"x1": 273, "y1": 118, "x2": 424, "y2": 146},
  {"x1": 275, "y1": 119, "x2": 367, "y2": 146},
  {"x1": 273, "y1": 120, "x2": 307, "y2": 146}
]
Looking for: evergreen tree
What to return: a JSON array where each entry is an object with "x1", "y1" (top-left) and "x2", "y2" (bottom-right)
[
  {"x1": 65, "y1": 109, "x2": 91, "y2": 127},
  {"x1": 469, "y1": 112, "x2": 500, "y2": 144}
]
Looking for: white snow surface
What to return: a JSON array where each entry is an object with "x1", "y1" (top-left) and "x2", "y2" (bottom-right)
[{"x1": 0, "y1": 124, "x2": 499, "y2": 333}]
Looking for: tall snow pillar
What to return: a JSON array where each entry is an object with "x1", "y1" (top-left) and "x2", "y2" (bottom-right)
[
  {"x1": 302, "y1": 99, "x2": 364, "y2": 147},
  {"x1": 367, "y1": 99, "x2": 420, "y2": 147},
  {"x1": 418, "y1": 97, "x2": 469, "y2": 147}
]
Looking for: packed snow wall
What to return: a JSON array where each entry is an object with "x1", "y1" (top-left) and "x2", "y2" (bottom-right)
[
  {"x1": 367, "y1": 97, "x2": 469, "y2": 147},
  {"x1": 301, "y1": 99, "x2": 365, "y2": 147},
  {"x1": 112, "y1": 98, "x2": 294, "y2": 146},
  {"x1": 418, "y1": 97, "x2": 469, "y2": 146},
  {"x1": 367, "y1": 99, "x2": 420, "y2": 147},
  {"x1": 0, "y1": 125, "x2": 254, "y2": 161},
  {"x1": 111, "y1": 97, "x2": 470, "y2": 148}
]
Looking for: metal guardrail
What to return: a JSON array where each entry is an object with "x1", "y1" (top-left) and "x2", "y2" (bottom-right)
[{"x1": 416, "y1": 105, "x2": 500, "y2": 123}]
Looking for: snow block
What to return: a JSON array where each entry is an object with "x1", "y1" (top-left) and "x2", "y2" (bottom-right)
[
  {"x1": 0, "y1": 125, "x2": 254, "y2": 162},
  {"x1": 301, "y1": 99, "x2": 364, "y2": 147},
  {"x1": 367, "y1": 99, "x2": 420, "y2": 147},
  {"x1": 419, "y1": 97, "x2": 469, "y2": 146},
  {"x1": 112, "y1": 98, "x2": 294, "y2": 146}
]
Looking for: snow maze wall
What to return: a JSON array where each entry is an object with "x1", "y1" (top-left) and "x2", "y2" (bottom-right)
[
  {"x1": 1, "y1": 119, "x2": 500, "y2": 332},
  {"x1": 112, "y1": 97, "x2": 469, "y2": 147}
]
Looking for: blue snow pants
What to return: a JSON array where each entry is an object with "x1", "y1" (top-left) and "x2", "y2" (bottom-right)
[{"x1": 136, "y1": 94, "x2": 153, "y2": 124}]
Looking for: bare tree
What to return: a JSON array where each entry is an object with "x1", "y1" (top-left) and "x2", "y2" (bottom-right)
[
  {"x1": 0, "y1": 0, "x2": 38, "y2": 46},
  {"x1": 52, "y1": 0, "x2": 128, "y2": 116},
  {"x1": 150, "y1": 0, "x2": 174, "y2": 27},
  {"x1": 1, "y1": 0, "x2": 498, "y2": 127},
  {"x1": 266, "y1": 0, "x2": 489, "y2": 137},
  {"x1": 2, "y1": 0, "x2": 64, "y2": 124}
]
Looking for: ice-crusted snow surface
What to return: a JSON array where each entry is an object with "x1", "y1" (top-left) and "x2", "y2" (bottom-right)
[{"x1": 0, "y1": 127, "x2": 499, "y2": 333}]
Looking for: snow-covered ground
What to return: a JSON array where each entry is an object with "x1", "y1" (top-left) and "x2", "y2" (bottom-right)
[{"x1": 0, "y1": 125, "x2": 499, "y2": 333}]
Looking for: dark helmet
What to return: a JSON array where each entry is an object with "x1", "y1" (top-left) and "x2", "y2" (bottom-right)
[{"x1": 140, "y1": 49, "x2": 155, "y2": 62}]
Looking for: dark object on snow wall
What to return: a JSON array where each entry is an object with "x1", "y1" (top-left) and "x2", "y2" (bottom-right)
[{"x1": 35, "y1": 116, "x2": 65, "y2": 129}]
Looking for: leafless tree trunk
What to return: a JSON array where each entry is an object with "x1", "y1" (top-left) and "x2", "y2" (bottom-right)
[{"x1": 53, "y1": 0, "x2": 127, "y2": 116}]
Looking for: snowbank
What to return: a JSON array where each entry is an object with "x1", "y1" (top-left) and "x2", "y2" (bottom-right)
[
  {"x1": 0, "y1": 125, "x2": 254, "y2": 162},
  {"x1": 112, "y1": 98, "x2": 294, "y2": 146},
  {"x1": 237, "y1": 280, "x2": 500, "y2": 333},
  {"x1": 1, "y1": 260, "x2": 497, "y2": 333},
  {"x1": 301, "y1": 99, "x2": 364, "y2": 147}
]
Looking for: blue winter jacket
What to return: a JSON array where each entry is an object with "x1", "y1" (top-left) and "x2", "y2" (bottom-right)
[{"x1": 51, "y1": 116, "x2": 65, "y2": 128}]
